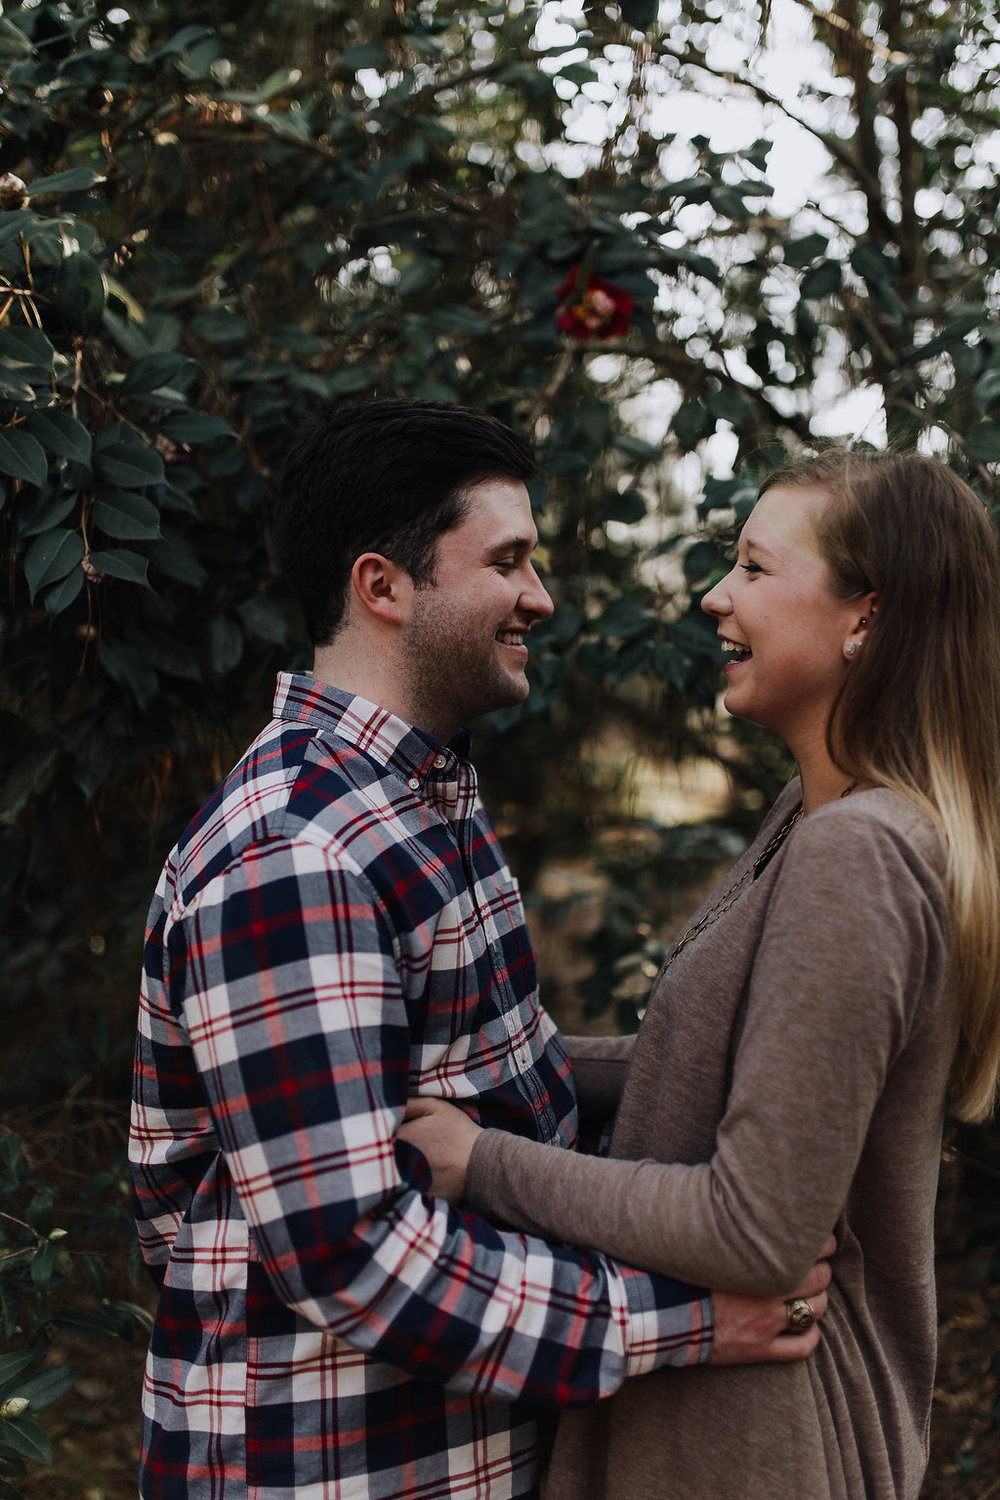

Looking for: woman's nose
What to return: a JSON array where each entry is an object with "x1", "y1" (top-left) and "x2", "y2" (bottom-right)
[{"x1": 701, "y1": 575, "x2": 731, "y2": 618}]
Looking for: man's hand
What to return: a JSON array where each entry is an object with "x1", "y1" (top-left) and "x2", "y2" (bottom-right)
[{"x1": 709, "y1": 1238, "x2": 835, "y2": 1365}]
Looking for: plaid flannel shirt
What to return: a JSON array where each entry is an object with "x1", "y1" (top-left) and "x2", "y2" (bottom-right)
[{"x1": 130, "y1": 671, "x2": 711, "y2": 1500}]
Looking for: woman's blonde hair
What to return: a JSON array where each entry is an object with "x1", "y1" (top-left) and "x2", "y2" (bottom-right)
[{"x1": 760, "y1": 448, "x2": 1000, "y2": 1123}]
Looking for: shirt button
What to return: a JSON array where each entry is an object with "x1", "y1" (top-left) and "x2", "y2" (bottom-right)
[
  {"x1": 433, "y1": 753, "x2": 447, "y2": 769},
  {"x1": 407, "y1": 777, "x2": 420, "y2": 791}
]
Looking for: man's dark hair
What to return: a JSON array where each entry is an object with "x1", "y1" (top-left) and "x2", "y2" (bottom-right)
[{"x1": 273, "y1": 398, "x2": 538, "y2": 645}]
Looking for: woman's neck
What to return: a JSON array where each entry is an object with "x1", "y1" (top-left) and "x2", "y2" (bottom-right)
[{"x1": 795, "y1": 740, "x2": 862, "y2": 815}]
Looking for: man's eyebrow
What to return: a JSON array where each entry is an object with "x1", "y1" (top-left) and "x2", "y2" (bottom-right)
[{"x1": 486, "y1": 535, "x2": 536, "y2": 555}]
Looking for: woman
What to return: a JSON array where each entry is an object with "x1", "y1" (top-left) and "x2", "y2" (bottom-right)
[{"x1": 400, "y1": 450, "x2": 1000, "y2": 1500}]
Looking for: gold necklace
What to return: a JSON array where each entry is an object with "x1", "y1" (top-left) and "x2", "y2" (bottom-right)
[
  {"x1": 658, "y1": 778, "x2": 859, "y2": 978},
  {"x1": 658, "y1": 806, "x2": 802, "y2": 976}
]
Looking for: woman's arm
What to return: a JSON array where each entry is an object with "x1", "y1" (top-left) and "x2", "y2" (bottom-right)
[{"x1": 464, "y1": 810, "x2": 948, "y2": 1295}]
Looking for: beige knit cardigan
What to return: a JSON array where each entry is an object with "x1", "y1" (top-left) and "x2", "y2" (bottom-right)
[{"x1": 467, "y1": 784, "x2": 959, "y2": 1500}]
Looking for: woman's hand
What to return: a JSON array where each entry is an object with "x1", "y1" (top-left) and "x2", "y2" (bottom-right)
[{"x1": 399, "y1": 1096, "x2": 483, "y2": 1203}]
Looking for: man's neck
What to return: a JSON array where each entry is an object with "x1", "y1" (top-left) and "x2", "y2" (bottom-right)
[{"x1": 311, "y1": 643, "x2": 458, "y2": 744}]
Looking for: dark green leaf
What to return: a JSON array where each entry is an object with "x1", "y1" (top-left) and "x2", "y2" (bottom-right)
[
  {"x1": 57, "y1": 252, "x2": 107, "y2": 334},
  {"x1": 26, "y1": 168, "x2": 105, "y2": 198},
  {"x1": 143, "y1": 24, "x2": 215, "y2": 62},
  {"x1": 604, "y1": 488, "x2": 647, "y2": 524},
  {"x1": 93, "y1": 490, "x2": 162, "y2": 541},
  {"x1": 850, "y1": 241, "x2": 895, "y2": 285},
  {"x1": 325, "y1": 366, "x2": 379, "y2": 395},
  {"x1": 87, "y1": 549, "x2": 151, "y2": 587},
  {"x1": 24, "y1": 409, "x2": 91, "y2": 466},
  {"x1": 0, "y1": 326, "x2": 55, "y2": 370},
  {"x1": 0, "y1": 429, "x2": 47, "y2": 487},
  {"x1": 799, "y1": 259, "x2": 842, "y2": 300},
  {"x1": 398, "y1": 256, "x2": 443, "y2": 299},
  {"x1": 340, "y1": 42, "x2": 391, "y2": 70},
  {"x1": 0, "y1": 1284, "x2": 17, "y2": 1343},
  {"x1": 0, "y1": 1354, "x2": 44, "y2": 1401},
  {"x1": 707, "y1": 385, "x2": 754, "y2": 427},
  {"x1": 23, "y1": 529, "x2": 84, "y2": 601},
  {"x1": 147, "y1": 536, "x2": 207, "y2": 587},
  {"x1": 611, "y1": 434, "x2": 660, "y2": 461},
  {"x1": 235, "y1": 595, "x2": 288, "y2": 644},
  {"x1": 156, "y1": 413, "x2": 234, "y2": 443},
  {"x1": 25, "y1": 1192, "x2": 52, "y2": 1237},
  {"x1": 174, "y1": 35, "x2": 222, "y2": 80},
  {"x1": 264, "y1": 325, "x2": 328, "y2": 357},
  {"x1": 558, "y1": 63, "x2": 598, "y2": 86},
  {"x1": 965, "y1": 421, "x2": 1000, "y2": 464},
  {"x1": 618, "y1": 0, "x2": 659, "y2": 29},
  {"x1": 98, "y1": 640, "x2": 158, "y2": 709},
  {"x1": 0, "y1": 748, "x2": 58, "y2": 821},
  {"x1": 120, "y1": 352, "x2": 194, "y2": 395},
  {"x1": 93, "y1": 439, "x2": 165, "y2": 490},
  {"x1": 783, "y1": 233, "x2": 829, "y2": 266},
  {"x1": 43, "y1": 565, "x2": 84, "y2": 616},
  {"x1": 28, "y1": 1241, "x2": 53, "y2": 1291},
  {"x1": 10, "y1": 1365, "x2": 79, "y2": 1414},
  {"x1": 0, "y1": 17, "x2": 31, "y2": 56},
  {"x1": 0, "y1": 370, "x2": 36, "y2": 403},
  {"x1": 972, "y1": 369, "x2": 1000, "y2": 413},
  {"x1": 0, "y1": 1415, "x2": 50, "y2": 1466},
  {"x1": 16, "y1": 489, "x2": 77, "y2": 539},
  {"x1": 682, "y1": 540, "x2": 721, "y2": 585},
  {"x1": 208, "y1": 616, "x2": 243, "y2": 675}
]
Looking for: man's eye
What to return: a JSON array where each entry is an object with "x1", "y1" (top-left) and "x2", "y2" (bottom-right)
[{"x1": 494, "y1": 561, "x2": 516, "y2": 573}]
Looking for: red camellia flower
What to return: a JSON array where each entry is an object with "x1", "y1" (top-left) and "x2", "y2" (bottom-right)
[{"x1": 555, "y1": 265, "x2": 633, "y2": 340}]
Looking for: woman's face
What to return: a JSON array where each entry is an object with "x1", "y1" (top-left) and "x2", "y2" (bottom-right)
[{"x1": 701, "y1": 485, "x2": 866, "y2": 753}]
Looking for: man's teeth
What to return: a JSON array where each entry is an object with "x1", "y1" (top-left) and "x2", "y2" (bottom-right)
[{"x1": 496, "y1": 631, "x2": 524, "y2": 646}]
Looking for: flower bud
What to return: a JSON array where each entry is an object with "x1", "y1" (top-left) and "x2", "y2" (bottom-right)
[
  {"x1": 0, "y1": 1397, "x2": 30, "y2": 1419},
  {"x1": 0, "y1": 174, "x2": 28, "y2": 212}
]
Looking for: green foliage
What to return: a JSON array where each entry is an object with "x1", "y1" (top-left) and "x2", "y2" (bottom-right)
[
  {"x1": 2, "y1": 0, "x2": 1000, "y2": 1480},
  {"x1": 0, "y1": 1130, "x2": 147, "y2": 1497}
]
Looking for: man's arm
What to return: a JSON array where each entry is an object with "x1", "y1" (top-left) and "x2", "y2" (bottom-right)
[{"x1": 143, "y1": 835, "x2": 713, "y2": 1409}]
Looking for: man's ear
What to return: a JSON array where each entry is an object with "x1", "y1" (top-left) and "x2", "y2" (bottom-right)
[{"x1": 350, "y1": 553, "x2": 413, "y2": 626}]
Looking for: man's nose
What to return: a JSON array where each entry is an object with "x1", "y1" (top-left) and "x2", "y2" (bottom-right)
[{"x1": 523, "y1": 568, "x2": 555, "y2": 620}]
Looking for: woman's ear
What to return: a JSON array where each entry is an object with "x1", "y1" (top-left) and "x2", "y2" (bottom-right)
[
  {"x1": 351, "y1": 553, "x2": 413, "y2": 626},
  {"x1": 844, "y1": 593, "x2": 878, "y2": 657}
]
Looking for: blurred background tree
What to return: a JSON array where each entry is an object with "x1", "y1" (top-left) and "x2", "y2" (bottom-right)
[{"x1": 1, "y1": 0, "x2": 999, "y2": 1491}]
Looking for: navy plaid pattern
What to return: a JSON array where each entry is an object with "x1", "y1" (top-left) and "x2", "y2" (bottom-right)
[{"x1": 130, "y1": 672, "x2": 711, "y2": 1499}]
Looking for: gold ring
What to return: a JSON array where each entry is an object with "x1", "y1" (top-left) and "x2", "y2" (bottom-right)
[{"x1": 785, "y1": 1297, "x2": 814, "y2": 1334}]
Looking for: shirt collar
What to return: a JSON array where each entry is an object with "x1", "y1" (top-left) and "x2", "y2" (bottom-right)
[{"x1": 273, "y1": 670, "x2": 473, "y2": 798}]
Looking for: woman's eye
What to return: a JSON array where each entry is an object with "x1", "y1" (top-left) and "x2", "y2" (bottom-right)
[{"x1": 740, "y1": 561, "x2": 762, "y2": 576}]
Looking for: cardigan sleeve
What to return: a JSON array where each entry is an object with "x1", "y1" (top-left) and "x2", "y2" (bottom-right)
[{"x1": 466, "y1": 806, "x2": 949, "y2": 1295}]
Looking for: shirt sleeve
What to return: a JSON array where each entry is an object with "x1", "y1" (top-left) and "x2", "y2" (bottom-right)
[
  {"x1": 466, "y1": 809, "x2": 949, "y2": 1296},
  {"x1": 158, "y1": 832, "x2": 712, "y2": 1406}
]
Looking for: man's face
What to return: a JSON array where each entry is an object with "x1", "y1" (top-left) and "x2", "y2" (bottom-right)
[{"x1": 401, "y1": 477, "x2": 554, "y2": 740}]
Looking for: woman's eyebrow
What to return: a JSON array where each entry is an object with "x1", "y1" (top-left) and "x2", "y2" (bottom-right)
[{"x1": 741, "y1": 534, "x2": 777, "y2": 558}]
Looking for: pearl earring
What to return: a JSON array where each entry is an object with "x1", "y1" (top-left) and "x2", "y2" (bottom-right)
[{"x1": 844, "y1": 641, "x2": 858, "y2": 657}]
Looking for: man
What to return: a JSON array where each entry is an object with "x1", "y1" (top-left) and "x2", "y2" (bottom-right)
[{"x1": 130, "y1": 400, "x2": 828, "y2": 1500}]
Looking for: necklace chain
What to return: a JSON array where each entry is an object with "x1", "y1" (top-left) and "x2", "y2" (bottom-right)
[
  {"x1": 659, "y1": 807, "x2": 802, "y2": 976},
  {"x1": 658, "y1": 778, "x2": 860, "y2": 979}
]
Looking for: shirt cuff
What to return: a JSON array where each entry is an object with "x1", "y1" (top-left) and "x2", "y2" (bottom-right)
[{"x1": 617, "y1": 1262, "x2": 714, "y2": 1373}]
